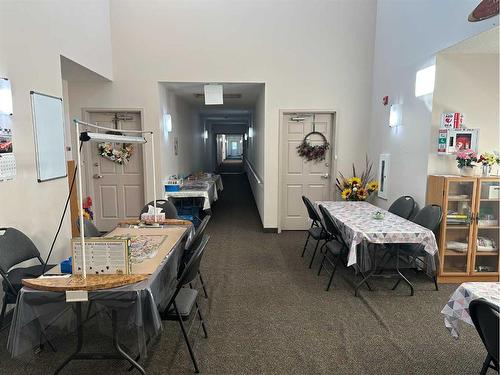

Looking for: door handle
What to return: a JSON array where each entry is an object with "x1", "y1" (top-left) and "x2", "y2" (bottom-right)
[
  {"x1": 321, "y1": 173, "x2": 330, "y2": 179},
  {"x1": 93, "y1": 174, "x2": 103, "y2": 179}
]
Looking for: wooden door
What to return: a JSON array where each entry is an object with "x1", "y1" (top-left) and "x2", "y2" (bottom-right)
[
  {"x1": 281, "y1": 113, "x2": 333, "y2": 230},
  {"x1": 87, "y1": 112, "x2": 144, "y2": 231}
]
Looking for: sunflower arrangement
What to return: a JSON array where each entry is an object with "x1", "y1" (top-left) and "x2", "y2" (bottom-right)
[{"x1": 336, "y1": 156, "x2": 379, "y2": 201}]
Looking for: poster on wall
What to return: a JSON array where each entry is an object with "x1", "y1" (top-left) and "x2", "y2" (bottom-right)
[{"x1": 0, "y1": 113, "x2": 16, "y2": 181}]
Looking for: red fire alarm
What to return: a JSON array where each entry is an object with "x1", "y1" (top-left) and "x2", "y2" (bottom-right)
[{"x1": 382, "y1": 96, "x2": 389, "y2": 106}]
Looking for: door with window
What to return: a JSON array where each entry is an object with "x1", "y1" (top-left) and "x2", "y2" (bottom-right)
[
  {"x1": 281, "y1": 113, "x2": 334, "y2": 230},
  {"x1": 86, "y1": 112, "x2": 145, "y2": 231}
]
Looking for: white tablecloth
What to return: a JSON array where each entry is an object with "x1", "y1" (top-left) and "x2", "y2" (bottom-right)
[
  {"x1": 316, "y1": 201, "x2": 439, "y2": 270},
  {"x1": 165, "y1": 181, "x2": 217, "y2": 211},
  {"x1": 441, "y1": 282, "x2": 500, "y2": 338}
]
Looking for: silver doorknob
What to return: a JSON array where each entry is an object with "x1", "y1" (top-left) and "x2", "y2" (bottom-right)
[
  {"x1": 321, "y1": 173, "x2": 329, "y2": 179},
  {"x1": 93, "y1": 174, "x2": 103, "y2": 179}
]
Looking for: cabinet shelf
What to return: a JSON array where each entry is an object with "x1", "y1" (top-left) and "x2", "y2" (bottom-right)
[
  {"x1": 478, "y1": 226, "x2": 500, "y2": 229},
  {"x1": 444, "y1": 250, "x2": 468, "y2": 257},
  {"x1": 475, "y1": 251, "x2": 499, "y2": 256},
  {"x1": 446, "y1": 225, "x2": 470, "y2": 229},
  {"x1": 480, "y1": 198, "x2": 500, "y2": 202}
]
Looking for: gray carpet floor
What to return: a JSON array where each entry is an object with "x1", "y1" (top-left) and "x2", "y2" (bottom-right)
[{"x1": 0, "y1": 174, "x2": 492, "y2": 374}]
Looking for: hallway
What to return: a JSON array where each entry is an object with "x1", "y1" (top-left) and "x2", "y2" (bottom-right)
[{"x1": 217, "y1": 159, "x2": 244, "y2": 174}]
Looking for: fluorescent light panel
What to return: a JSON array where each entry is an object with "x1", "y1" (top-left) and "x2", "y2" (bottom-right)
[
  {"x1": 83, "y1": 132, "x2": 146, "y2": 144},
  {"x1": 415, "y1": 65, "x2": 436, "y2": 97},
  {"x1": 0, "y1": 78, "x2": 13, "y2": 115},
  {"x1": 163, "y1": 113, "x2": 172, "y2": 132},
  {"x1": 389, "y1": 104, "x2": 403, "y2": 127},
  {"x1": 248, "y1": 127, "x2": 254, "y2": 138},
  {"x1": 204, "y1": 84, "x2": 223, "y2": 105}
]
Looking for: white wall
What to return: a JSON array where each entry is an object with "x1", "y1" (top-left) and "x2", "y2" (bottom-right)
[
  {"x1": 368, "y1": 0, "x2": 498, "y2": 208},
  {"x1": 64, "y1": 0, "x2": 377, "y2": 228},
  {"x1": 161, "y1": 87, "x2": 204, "y2": 179},
  {"x1": 0, "y1": 1, "x2": 112, "y2": 269},
  {"x1": 429, "y1": 53, "x2": 499, "y2": 174}
]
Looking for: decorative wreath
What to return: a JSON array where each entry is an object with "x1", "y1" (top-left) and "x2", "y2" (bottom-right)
[
  {"x1": 98, "y1": 131, "x2": 134, "y2": 164},
  {"x1": 296, "y1": 131, "x2": 330, "y2": 162}
]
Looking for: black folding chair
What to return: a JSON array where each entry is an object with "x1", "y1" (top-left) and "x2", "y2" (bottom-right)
[
  {"x1": 0, "y1": 228, "x2": 55, "y2": 350},
  {"x1": 301, "y1": 196, "x2": 328, "y2": 269},
  {"x1": 393, "y1": 204, "x2": 442, "y2": 292},
  {"x1": 76, "y1": 218, "x2": 105, "y2": 237},
  {"x1": 181, "y1": 215, "x2": 211, "y2": 299},
  {"x1": 139, "y1": 199, "x2": 178, "y2": 219},
  {"x1": 317, "y1": 205, "x2": 346, "y2": 291},
  {"x1": 469, "y1": 299, "x2": 499, "y2": 375},
  {"x1": 388, "y1": 196, "x2": 416, "y2": 220},
  {"x1": 161, "y1": 235, "x2": 210, "y2": 373}
]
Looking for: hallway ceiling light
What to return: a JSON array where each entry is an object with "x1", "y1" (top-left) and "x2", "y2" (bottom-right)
[
  {"x1": 203, "y1": 129, "x2": 208, "y2": 139},
  {"x1": 415, "y1": 65, "x2": 436, "y2": 97},
  {"x1": 0, "y1": 78, "x2": 13, "y2": 115},
  {"x1": 204, "y1": 84, "x2": 224, "y2": 105}
]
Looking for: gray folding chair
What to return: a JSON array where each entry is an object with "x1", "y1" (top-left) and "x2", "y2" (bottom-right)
[
  {"x1": 388, "y1": 196, "x2": 416, "y2": 220},
  {"x1": 301, "y1": 196, "x2": 329, "y2": 269}
]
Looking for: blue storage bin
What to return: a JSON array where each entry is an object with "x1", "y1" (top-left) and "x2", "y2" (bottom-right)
[{"x1": 165, "y1": 184, "x2": 181, "y2": 192}]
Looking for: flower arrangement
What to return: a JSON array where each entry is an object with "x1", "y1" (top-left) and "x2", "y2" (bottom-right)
[
  {"x1": 456, "y1": 149, "x2": 477, "y2": 169},
  {"x1": 98, "y1": 142, "x2": 133, "y2": 164},
  {"x1": 336, "y1": 157, "x2": 379, "y2": 201},
  {"x1": 478, "y1": 152, "x2": 499, "y2": 166},
  {"x1": 81, "y1": 196, "x2": 93, "y2": 220},
  {"x1": 296, "y1": 132, "x2": 330, "y2": 162}
]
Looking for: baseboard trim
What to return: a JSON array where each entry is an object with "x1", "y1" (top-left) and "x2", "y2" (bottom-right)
[{"x1": 263, "y1": 227, "x2": 278, "y2": 233}]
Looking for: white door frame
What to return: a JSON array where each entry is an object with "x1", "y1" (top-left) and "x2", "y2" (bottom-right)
[
  {"x1": 277, "y1": 109, "x2": 338, "y2": 233},
  {"x1": 80, "y1": 108, "x2": 148, "y2": 212}
]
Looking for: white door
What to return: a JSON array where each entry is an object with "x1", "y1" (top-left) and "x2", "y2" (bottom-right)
[
  {"x1": 281, "y1": 113, "x2": 334, "y2": 230},
  {"x1": 86, "y1": 112, "x2": 145, "y2": 231}
]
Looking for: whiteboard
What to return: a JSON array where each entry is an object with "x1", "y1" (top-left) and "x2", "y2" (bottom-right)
[{"x1": 31, "y1": 91, "x2": 67, "y2": 182}]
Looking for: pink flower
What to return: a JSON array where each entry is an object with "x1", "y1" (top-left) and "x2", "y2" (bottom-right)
[{"x1": 456, "y1": 149, "x2": 477, "y2": 160}]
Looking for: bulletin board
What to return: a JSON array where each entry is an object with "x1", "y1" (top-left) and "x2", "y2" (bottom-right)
[{"x1": 30, "y1": 91, "x2": 67, "y2": 182}]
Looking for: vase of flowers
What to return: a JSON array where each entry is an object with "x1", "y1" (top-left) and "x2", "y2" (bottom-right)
[
  {"x1": 478, "y1": 152, "x2": 499, "y2": 177},
  {"x1": 336, "y1": 156, "x2": 379, "y2": 201},
  {"x1": 456, "y1": 149, "x2": 477, "y2": 176}
]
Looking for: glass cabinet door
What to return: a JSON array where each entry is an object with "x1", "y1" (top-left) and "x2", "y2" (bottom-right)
[
  {"x1": 473, "y1": 178, "x2": 500, "y2": 274},
  {"x1": 442, "y1": 179, "x2": 475, "y2": 273}
]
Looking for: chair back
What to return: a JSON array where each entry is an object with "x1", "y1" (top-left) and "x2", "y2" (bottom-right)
[
  {"x1": 184, "y1": 215, "x2": 211, "y2": 252},
  {"x1": 469, "y1": 298, "x2": 499, "y2": 365},
  {"x1": 178, "y1": 234, "x2": 209, "y2": 286},
  {"x1": 0, "y1": 228, "x2": 42, "y2": 272},
  {"x1": 76, "y1": 218, "x2": 102, "y2": 237},
  {"x1": 302, "y1": 196, "x2": 321, "y2": 223},
  {"x1": 388, "y1": 196, "x2": 415, "y2": 219},
  {"x1": 318, "y1": 205, "x2": 339, "y2": 238},
  {"x1": 139, "y1": 199, "x2": 177, "y2": 219},
  {"x1": 413, "y1": 204, "x2": 442, "y2": 232}
]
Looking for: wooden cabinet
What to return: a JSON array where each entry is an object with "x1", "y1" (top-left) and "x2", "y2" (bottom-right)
[{"x1": 427, "y1": 175, "x2": 500, "y2": 283}]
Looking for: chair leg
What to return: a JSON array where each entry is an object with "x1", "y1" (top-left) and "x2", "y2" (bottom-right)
[
  {"x1": 174, "y1": 302, "x2": 199, "y2": 373},
  {"x1": 301, "y1": 233, "x2": 311, "y2": 257},
  {"x1": 325, "y1": 258, "x2": 338, "y2": 291},
  {"x1": 195, "y1": 301, "x2": 208, "y2": 339},
  {"x1": 198, "y1": 271, "x2": 209, "y2": 299},
  {"x1": 0, "y1": 296, "x2": 7, "y2": 329},
  {"x1": 308, "y1": 240, "x2": 320, "y2": 269},
  {"x1": 480, "y1": 354, "x2": 492, "y2": 375},
  {"x1": 317, "y1": 253, "x2": 326, "y2": 276},
  {"x1": 433, "y1": 276, "x2": 439, "y2": 291}
]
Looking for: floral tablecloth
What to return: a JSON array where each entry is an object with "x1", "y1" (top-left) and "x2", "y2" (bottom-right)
[
  {"x1": 441, "y1": 282, "x2": 500, "y2": 338},
  {"x1": 316, "y1": 201, "x2": 439, "y2": 272}
]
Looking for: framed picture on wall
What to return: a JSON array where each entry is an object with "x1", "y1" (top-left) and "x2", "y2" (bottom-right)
[
  {"x1": 174, "y1": 136, "x2": 179, "y2": 156},
  {"x1": 378, "y1": 153, "x2": 390, "y2": 200}
]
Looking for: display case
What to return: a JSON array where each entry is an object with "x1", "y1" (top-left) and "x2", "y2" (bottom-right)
[{"x1": 427, "y1": 175, "x2": 500, "y2": 283}]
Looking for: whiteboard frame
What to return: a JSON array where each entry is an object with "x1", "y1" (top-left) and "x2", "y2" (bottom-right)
[{"x1": 30, "y1": 91, "x2": 67, "y2": 182}]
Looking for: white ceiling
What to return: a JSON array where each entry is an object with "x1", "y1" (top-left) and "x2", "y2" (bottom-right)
[
  {"x1": 162, "y1": 82, "x2": 264, "y2": 109},
  {"x1": 442, "y1": 26, "x2": 499, "y2": 54}
]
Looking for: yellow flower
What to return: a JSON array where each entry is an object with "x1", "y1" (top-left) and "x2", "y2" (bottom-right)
[
  {"x1": 341, "y1": 188, "x2": 352, "y2": 200},
  {"x1": 348, "y1": 177, "x2": 362, "y2": 186},
  {"x1": 357, "y1": 188, "x2": 368, "y2": 200},
  {"x1": 367, "y1": 180, "x2": 379, "y2": 191}
]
